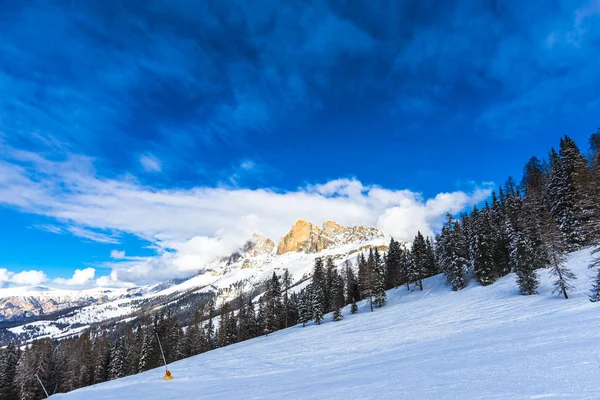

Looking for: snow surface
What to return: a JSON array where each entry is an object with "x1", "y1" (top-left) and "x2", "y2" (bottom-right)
[{"x1": 52, "y1": 248, "x2": 600, "y2": 399}]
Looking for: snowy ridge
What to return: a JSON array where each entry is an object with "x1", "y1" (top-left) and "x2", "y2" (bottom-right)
[
  {"x1": 52, "y1": 248, "x2": 600, "y2": 400},
  {"x1": 4, "y1": 224, "x2": 390, "y2": 343}
]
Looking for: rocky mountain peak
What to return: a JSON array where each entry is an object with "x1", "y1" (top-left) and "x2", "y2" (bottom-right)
[
  {"x1": 276, "y1": 220, "x2": 385, "y2": 255},
  {"x1": 242, "y1": 233, "x2": 275, "y2": 257}
]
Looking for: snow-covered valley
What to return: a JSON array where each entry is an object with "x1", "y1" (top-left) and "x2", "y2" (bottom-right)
[{"x1": 52, "y1": 248, "x2": 600, "y2": 400}]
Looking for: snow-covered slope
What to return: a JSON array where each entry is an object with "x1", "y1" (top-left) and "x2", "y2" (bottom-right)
[{"x1": 52, "y1": 248, "x2": 600, "y2": 399}]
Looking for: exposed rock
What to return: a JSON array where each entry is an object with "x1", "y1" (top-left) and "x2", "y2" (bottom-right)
[
  {"x1": 276, "y1": 220, "x2": 323, "y2": 255},
  {"x1": 276, "y1": 220, "x2": 386, "y2": 255}
]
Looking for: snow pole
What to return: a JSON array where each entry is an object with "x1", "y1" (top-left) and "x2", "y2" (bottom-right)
[
  {"x1": 156, "y1": 333, "x2": 168, "y2": 369},
  {"x1": 35, "y1": 373, "x2": 50, "y2": 398},
  {"x1": 156, "y1": 333, "x2": 173, "y2": 380}
]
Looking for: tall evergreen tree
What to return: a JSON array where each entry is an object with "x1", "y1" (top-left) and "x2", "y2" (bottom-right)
[
  {"x1": 411, "y1": 231, "x2": 428, "y2": 290},
  {"x1": 311, "y1": 285, "x2": 325, "y2": 325},
  {"x1": 297, "y1": 289, "x2": 312, "y2": 327},
  {"x1": 589, "y1": 247, "x2": 600, "y2": 302},
  {"x1": 424, "y1": 237, "x2": 438, "y2": 277},
  {"x1": 108, "y1": 339, "x2": 128, "y2": 380},
  {"x1": 344, "y1": 259, "x2": 360, "y2": 304},
  {"x1": 373, "y1": 248, "x2": 387, "y2": 307},
  {"x1": 438, "y1": 214, "x2": 469, "y2": 291},
  {"x1": 282, "y1": 268, "x2": 293, "y2": 327},
  {"x1": 385, "y1": 238, "x2": 402, "y2": 289},
  {"x1": 511, "y1": 230, "x2": 541, "y2": 295},
  {"x1": 0, "y1": 342, "x2": 20, "y2": 400}
]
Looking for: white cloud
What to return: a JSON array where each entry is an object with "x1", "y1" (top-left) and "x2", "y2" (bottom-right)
[
  {"x1": 0, "y1": 268, "x2": 13, "y2": 284},
  {"x1": 110, "y1": 250, "x2": 126, "y2": 259},
  {"x1": 0, "y1": 148, "x2": 493, "y2": 285},
  {"x1": 95, "y1": 270, "x2": 135, "y2": 288},
  {"x1": 139, "y1": 154, "x2": 162, "y2": 172},
  {"x1": 10, "y1": 270, "x2": 47, "y2": 286},
  {"x1": 54, "y1": 268, "x2": 95, "y2": 286}
]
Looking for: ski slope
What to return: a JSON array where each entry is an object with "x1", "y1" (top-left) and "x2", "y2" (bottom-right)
[{"x1": 52, "y1": 248, "x2": 600, "y2": 400}]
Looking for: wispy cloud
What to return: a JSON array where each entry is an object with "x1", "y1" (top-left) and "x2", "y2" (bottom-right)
[
  {"x1": 139, "y1": 154, "x2": 162, "y2": 173},
  {"x1": 110, "y1": 250, "x2": 126, "y2": 260},
  {"x1": 66, "y1": 227, "x2": 120, "y2": 245}
]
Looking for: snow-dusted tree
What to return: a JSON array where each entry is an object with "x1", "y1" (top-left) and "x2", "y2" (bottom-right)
[
  {"x1": 138, "y1": 330, "x2": 159, "y2": 372},
  {"x1": 373, "y1": 248, "x2": 387, "y2": 307},
  {"x1": 92, "y1": 333, "x2": 111, "y2": 384},
  {"x1": 511, "y1": 230, "x2": 541, "y2": 295},
  {"x1": 344, "y1": 259, "x2": 360, "y2": 304},
  {"x1": 357, "y1": 252, "x2": 372, "y2": 300},
  {"x1": 411, "y1": 231, "x2": 428, "y2": 290},
  {"x1": 263, "y1": 272, "x2": 283, "y2": 333},
  {"x1": 0, "y1": 342, "x2": 20, "y2": 400},
  {"x1": 297, "y1": 289, "x2": 311, "y2": 327},
  {"x1": 473, "y1": 231, "x2": 495, "y2": 286},
  {"x1": 311, "y1": 285, "x2": 325, "y2": 325},
  {"x1": 350, "y1": 301, "x2": 358, "y2": 314},
  {"x1": 438, "y1": 214, "x2": 469, "y2": 291},
  {"x1": 282, "y1": 268, "x2": 293, "y2": 327},
  {"x1": 108, "y1": 339, "x2": 128, "y2": 380},
  {"x1": 541, "y1": 211, "x2": 577, "y2": 299},
  {"x1": 589, "y1": 247, "x2": 600, "y2": 302},
  {"x1": 385, "y1": 238, "x2": 402, "y2": 289},
  {"x1": 425, "y1": 237, "x2": 438, "y2": 276}
]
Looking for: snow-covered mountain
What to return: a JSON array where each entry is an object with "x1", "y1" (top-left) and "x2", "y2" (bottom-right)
[
  {"x1": 51, "y1": 248, "x2": 600, "y2": 399},
  {"x1": 0, "y1": 286, "x2": 130, "y2": 322},
  {"x1": 1, "y1": 220, "x2": 390, "y2": 343}
]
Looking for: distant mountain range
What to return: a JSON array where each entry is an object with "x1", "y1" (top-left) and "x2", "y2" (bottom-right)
[{"x1": 0, "y1": 220, "x2": 392, "y2": 344}]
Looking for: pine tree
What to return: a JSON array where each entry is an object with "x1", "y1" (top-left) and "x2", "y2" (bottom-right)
[
  {"x1": 588, "y1": 130, "x2": 600, "y2": 242},
  {"x1": 311, "y1": 285, "x2": 325, "y2": 325},
  {"x1": 511, "y1": 230, "x2": 541, "y2": 295},
  {"x1": 541, "y1": 208, "x2": 577, "y2": 299},
  {"x1": 385, "y1": 238, "x2": 402, "y2": 289},
  {"x1": 373, "y1": 248, "x2": 387, "y2": 307},
  {"x1": 365, "y1": 249, "x2": 376, "y2": 311},
  {"x1": 344, "y1": 259, "x2": 360, "y2": 304},
  {"x1": 357, "y1": 253, "x2": 371, "y2": 300},
  {"x1": 332, "y1": 308, "x2": 344, "y2": 321},
  {"x1": 424, "y1": 237, "x2": 438, "y2": 277},
  {"x1": 282, "y1": 269, "x2": 293, "y2": 327},
  {"x1": 589, "y1": 247, "x2": 600, "y2": 302},
  {"x1": 92, "y1": 333, "x2": 110, "y2": 384},
  {"x1": 490, "y1": 191, "x2": 511, "y2": 277},
  {"x1": 0, "y1": 342, "x2": 20, "y2": 400},
  {"x1": 108, "y1": 339, "x2": 128, "y2": 380},
  {"x1": 350, "y1": 301, "x2": 358, "y2": 314},
  {"x1": 411, "y1": 231, "x2": 428, "y2": 290},
  {"x1": 438, "y1": 214, "x2": 469, "y2": 291},
  {"x1": 472, "y1": 208, "x2": 497, "y2": 286},
  {"x1": 325, "y1": 258, "x2": 336, "y2": 312},
  {"x1": 297, "y1": 289, "x2": 312, "y2": 327},
  {"x1": 138, "y1": 330, "x2": 160, "y2": 372}
]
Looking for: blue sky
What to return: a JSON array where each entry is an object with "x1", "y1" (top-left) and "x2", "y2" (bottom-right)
[{"x1": 0, "y1": 0, "x2": 599, "y2": 287}]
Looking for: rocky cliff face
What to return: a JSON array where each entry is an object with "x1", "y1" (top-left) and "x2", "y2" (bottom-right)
[{"x1": 276, "y1": 220, "x2": 386, "y2": 255}]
